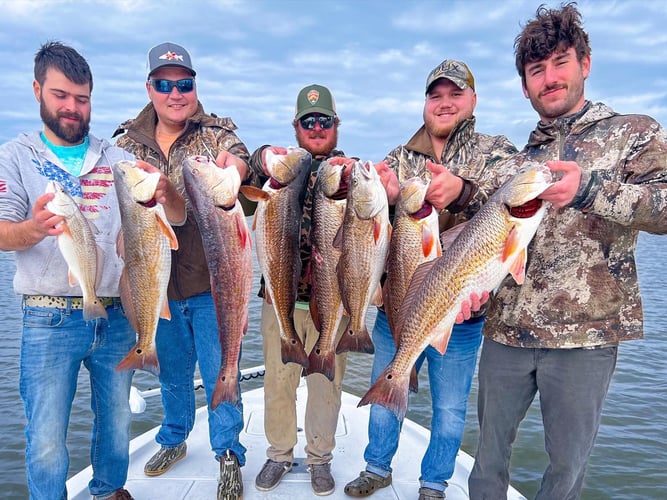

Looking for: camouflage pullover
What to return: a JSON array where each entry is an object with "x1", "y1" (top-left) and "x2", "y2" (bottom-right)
[
  {"x1": 483, "y1": 101, "x2": 667, "y2": 348},
  {"x1": 247, "y1": 146, "x2": 346, "y2": 302},
  {"x1": 113, "y1": 102, "x2": 250, "y2": 301},
  {"x1": 385, "y1": 117, "x2": 517, "y2": 232}
]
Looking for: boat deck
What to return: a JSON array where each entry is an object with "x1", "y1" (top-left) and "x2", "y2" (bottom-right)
[{"x1": 67, "y1": 380, "x2": 525, "y2": 499}]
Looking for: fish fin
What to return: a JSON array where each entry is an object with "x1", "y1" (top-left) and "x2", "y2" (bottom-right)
[
  {"x1": 357, "y1": 365, "x2": 409, "y2": 421},
  {"x1": 372, "y1": 215, "x2": 384, "y2": 244},
  {"x1": 370, "y1": 282, "x2": 383, "y2": 307},
  {"x1": 309, "y1": 298, "x2": 321, "y2": 332},
  {"x1": 211, "y1": 370, "x2": 239, "y2": 409},
  {"x1": 409, "y1": 366, "x2": 419, "y2": 393},
  {"x1": 116, "y1": 343, "x2": 160, "y2": 376},
  {"x1": 116, "y1": 230, "x2": 125, "y2": 260},
  {"x1": 509, "y1": 247, "x2": 528, "y2": 284},
  {"x1": 156, "y1": 210, "x2": 179, "y2": 250},
  {"x1": 421, "y1": 223, "x2": 437, "y2": 258},
  {"x1": 396, "y1": 258, "x2": 439, "y2": 335},
  {"x1": 335, "y1": 322, "x2": 374, "y2": 354},
  {"x1": 159, "y1": 298, "x2": 171, "y2": 320},
  {"x1": 280, "y1": 334, "x2": 309, "y2": 368},
  {"x1": 501, "y1": 224, "x2": 520, "y2": 262},
  {"x1": 239, "y1": 185, "x2": 269, "y2": 202},
  {"x1": 67, "y1": 269, "x2": 78, "y2": 287},
  {"x1": 439, "y1": 222, "x2": 467, "y2": 251},
  {"x1": 82, "y1": 297, "x2": 108, "y2": 321},
  {"x1": 332, "y1": 224, "x2": 343, "y2": 250},
  {"x1": 430, "y1": 325, "x2": 453, "y2": 355},
  {"x1": 235, "y1": 213, "x2": 252, "y2": 249},
  {"x1": 94, "y1": 244, "x2": 105, "y2": 290},
  {"x1": 305, "y1": 343, "x2": 336, "y2": 381}
]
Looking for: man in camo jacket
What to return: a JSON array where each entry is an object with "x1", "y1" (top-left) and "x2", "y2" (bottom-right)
[{"x1": 469, "y1": 4, "x2": 667, "y2": 499}]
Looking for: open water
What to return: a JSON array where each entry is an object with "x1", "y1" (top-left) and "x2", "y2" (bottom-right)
[{"x1": 0, "y1": 232, "x2": 665, "y2": 499}]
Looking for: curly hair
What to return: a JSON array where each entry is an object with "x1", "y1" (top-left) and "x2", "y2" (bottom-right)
[
  {"x1": 514, "y1": 2, "x2": 591, "y2": 85},
  {"x1": 34, "y1": 41, "x2": 93, "y2": 91}
]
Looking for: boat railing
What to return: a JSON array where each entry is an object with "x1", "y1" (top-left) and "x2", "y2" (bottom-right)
[{"x1": 129, "y1": 364, "x2": 266, "y2": 414}]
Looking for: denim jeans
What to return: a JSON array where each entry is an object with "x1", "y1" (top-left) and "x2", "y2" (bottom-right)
[
  {"x1": 155, "y1": 291, "x2": 246, "y2": 464},
  {"x1": 469, "y1": 338, "x2": 618, "y2": 500},
  {"x1": 364, "y1": 310, "x2": 483, "y2": 492},
  {"x1": 20, "y1": 300, "x2": 134, "y2": 500}
]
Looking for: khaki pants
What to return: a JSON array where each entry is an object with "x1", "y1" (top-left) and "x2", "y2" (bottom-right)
[{"x1": 261, "y1": 300, "x2": 348, "y2": 465}]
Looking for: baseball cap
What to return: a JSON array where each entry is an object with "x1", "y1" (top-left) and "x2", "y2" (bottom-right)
[
  {"x1": 147, "y1": 42, "x2": 196, "y2": 78},
  {"x1": 425, "y1": 59, "x2": 475, "y2": 94},
  {"x1": 294, "y1": 84, "x2": 337, "y2": 120}
]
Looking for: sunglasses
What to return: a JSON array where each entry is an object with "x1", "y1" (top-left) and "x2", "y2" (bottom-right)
[
  {"x1": 299, "y1": 115, "x2": 335, "y2": 130},
  {"x1": 149, "y1": 78, "x2": 195, "y2": 94}
]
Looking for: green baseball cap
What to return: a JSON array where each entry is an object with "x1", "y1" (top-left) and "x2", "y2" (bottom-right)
[
  {"x1": 425, "y1": 59, "x2": 475, "y2": 94},
  {"x1": 294, "y1": 84, "x2": 337, "y2": 120}
]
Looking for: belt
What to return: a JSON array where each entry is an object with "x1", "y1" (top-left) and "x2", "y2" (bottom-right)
[{"x1": 23, "y1": 295, "x2": 119, "y2": 309}]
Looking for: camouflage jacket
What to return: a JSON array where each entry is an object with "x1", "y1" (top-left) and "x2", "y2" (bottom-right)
[
  {"x1": 113, "y1": 102, "x2": 249, "y2": 301},
  {"x1": 386, "y1": 117, "x2": 517, "y2": 232},
  {"x1": 247, "y1": 146, "x2": 346, "y2": 302},
  {"x1": 483, "y1": 101, "x2": 667, "y2": 348}
]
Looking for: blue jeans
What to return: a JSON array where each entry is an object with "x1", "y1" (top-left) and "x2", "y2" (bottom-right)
[
  {"x1": 155, "y1": 292, "x2": 246, "y2": 464},
  {"x1": 364, "y1": 310, "x2": 483, "y2": 492},
  {"x1": 469, "y1": 339, "x2": 617, "y2": 500},
  {"x1": 20, "y1": 300, "x2": 134, "y2": 500}
]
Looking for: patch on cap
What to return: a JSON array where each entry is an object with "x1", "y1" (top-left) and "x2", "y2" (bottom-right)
[
  {"x1": 425, "y1": 59, "x2": 475, "y2": 93},
  {"x1": 294, "y1": 84, "x2": 337, "y2": 120},
  {"x1": 147, "y1": 42, "x2": 196, "y2": 78}
]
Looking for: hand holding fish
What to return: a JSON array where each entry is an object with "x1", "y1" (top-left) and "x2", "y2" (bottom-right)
[
  {"x1": 374, "y1": 160, "x2": 400, "y2": 205},
  {"x1": 132, "y1": 160, "x2": 186, "y2": 224},
  {"x1": 539, "y1": 160, "x2": 582, "y2": 208},
  {"x1": 35, "y1": 192, "x2": 66, "y2": 238},
  {"x1": 261, "y1": 146, "x2": 288, "y2": 175},
  {"x1": 215, "y1": 149, "x2": 249, "y2": 181},
  {"x1": 425, "y1": 160, "x2": 465, "y2": 211},
  {"x1": 455, "y1": 291, "x2": 490, "y2": 323}
]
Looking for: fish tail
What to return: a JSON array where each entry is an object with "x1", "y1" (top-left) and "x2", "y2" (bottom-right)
[
  {"x1": 280, "y1": 337, "x2": 309, "y2": 368},
  {"x1": 210, "y1": 370, "x2": 239, "y2": 410},
  {"x1": 83, "y1": 298, "x2": 108, "y2": 321},
  {"x1": 357, "y1": 366, "x2": 409, "y2": 421},
  {"x1": 304, "y1": 345, "x2": 336, "y2": 381},
  {"x1": 115, "y1": 344, "x2": 160, "y2": 376},
  {"x1": 335, "y1": 323, "x2": 375, "y2": 354}
]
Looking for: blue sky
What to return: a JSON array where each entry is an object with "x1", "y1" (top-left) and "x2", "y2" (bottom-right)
[{"x1": 1, "y1": 0, "x2": 666, "y2": 161}]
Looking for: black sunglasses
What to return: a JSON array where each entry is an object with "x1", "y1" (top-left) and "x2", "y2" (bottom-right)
[
  {"x1": 299, "y1": 115, "x2": 335, "y2": 130},
  {"x1": 149, "y1": 78, "x2": 195, "y2": 94}
]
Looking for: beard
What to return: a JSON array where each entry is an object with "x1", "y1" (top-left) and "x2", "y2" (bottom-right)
[
  {"x1": 40, "y1": 99, "x2": 90, "y2": 145},
  {"x1": 295, "y1": 126, "x2": 338, "y2": 157}
]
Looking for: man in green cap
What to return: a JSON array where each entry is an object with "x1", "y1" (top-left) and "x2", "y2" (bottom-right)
[{"x1": 246, "y1": 84, "x2": 357, "y2": 496}]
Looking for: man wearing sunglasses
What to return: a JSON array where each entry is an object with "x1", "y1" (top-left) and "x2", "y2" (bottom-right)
[
  {"x1": 344, "y1": 60, "x2": 517, "y2": 500},
  {"x1": 245, "y1": 84, "x2": 355, "y2": 496},
  {"x1": 113, "y1": 42, "x2": 249, "y2": 500}
]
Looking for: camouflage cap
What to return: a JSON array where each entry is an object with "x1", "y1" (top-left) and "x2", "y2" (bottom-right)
[
  {"x1": 425, "y1": 59, "x2": 475, "y2": 93},
  {"x1": 147, "y1": 42, "x2": 196, "y2": 78},
  {"x1": 294, "y1": 84, "x2": 337, "y2": 120}
]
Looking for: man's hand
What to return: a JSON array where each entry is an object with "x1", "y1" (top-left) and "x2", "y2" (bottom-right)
[
  {"x1": 539, "y1": 160, "x2": 582, "y2": 208},
  {"x1": 215, "y1": 150, "x2": 249, "y2": 181},
  {"x1": 134, "y1": 160, "x2": 186, "y2": 224},
  {"x1": 425, "y1": 161, "x2": 464, "y2": 211},
  {"x1": 455, "y1": 291, "x2": 490, "y2": 323},
  {"x1": 374, "y1": 160, "x2": 399, "y2": 205}
]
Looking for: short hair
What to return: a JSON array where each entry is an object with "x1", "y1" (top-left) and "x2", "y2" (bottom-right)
[
  {"x1": 34, "y1": 41, "x2": 93, "y2": 91},
  {"x1": 514, "y1": 2, "x2": 591, "y2": 85}
]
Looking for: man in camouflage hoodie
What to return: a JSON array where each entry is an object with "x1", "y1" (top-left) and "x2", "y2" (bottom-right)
[
  {"x1": 113, "y1": 42, "x2": 249, "y2": 500},
  {"x1": 344, "y1": 60, "x2": 516, "y2": 500},
  {"x1": 469, "y1": 4, "x2": 667, "y2": 500}
]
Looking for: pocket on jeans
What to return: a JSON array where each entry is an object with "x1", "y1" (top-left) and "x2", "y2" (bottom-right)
[{"x1": 22, "y1": 307, "x2": 65, "y2": 328}]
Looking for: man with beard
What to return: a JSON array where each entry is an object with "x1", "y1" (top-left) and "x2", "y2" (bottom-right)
[
  {"x1": 344, "y1": 60, "x2": 516, "y2": 500},
  {"x1": 247, "y1": 84, "x2": 396, "y2": 496},
  {"x1": 468, "y1": 4, "x2": 667, "y2": 499},
  {"x1": 0, "y1": 41, "x2": 136, "y2": 500}
]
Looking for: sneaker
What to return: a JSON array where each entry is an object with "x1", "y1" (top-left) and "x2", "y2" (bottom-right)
[
  {"x1": 143, "y1": 442, "x2": 187, "y2": 476},
  {"x1": 418, "y1": 486, "x2": 445, "y2": 499},
  {"x1": 344, "y1": 470, "x2": 392, "y2": 497},
  {"x1": 93, "y1": 488, "x2": 134, "y2": 500},
  {"x1": 308, "y1": 463, "x2": 335, "y2": 496},
  {"x1": 255, "y1": 459, "x2": 292, "y2": 491},
  {"x1": 217, "y1": 450, "x2": 243, "y2": 500}
]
